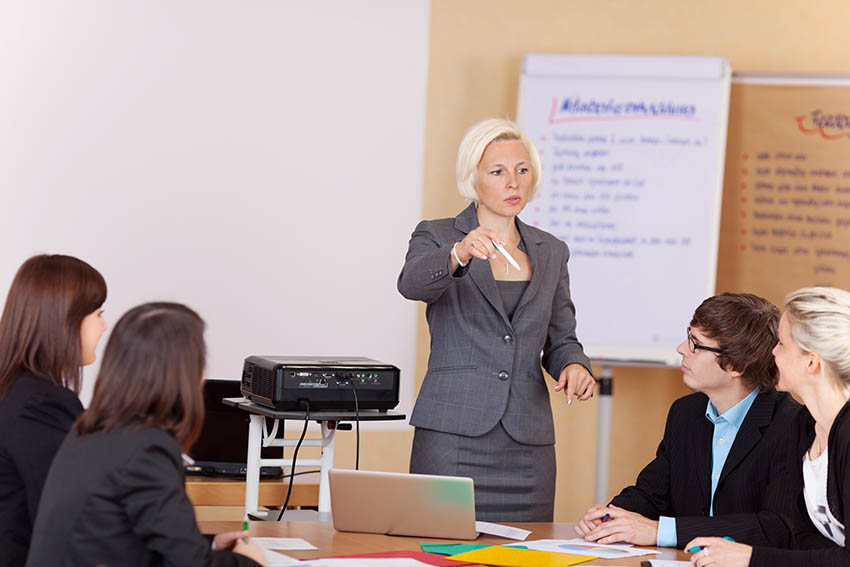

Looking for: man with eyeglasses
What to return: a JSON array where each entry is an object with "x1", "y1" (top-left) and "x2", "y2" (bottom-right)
[{"x1": 574, "y1": 293, "x2": 800, "y2": 549}]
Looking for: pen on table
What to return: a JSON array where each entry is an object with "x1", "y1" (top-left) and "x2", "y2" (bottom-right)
[
  {"x1": 686, "y1": 536, "x2": 735, "y2": 552},
  {"x1": 491, "y1": 240, "x2": 521, "y2": 271},
  {"x1": 242, "y1": 515, "x2": 250, "y2": 543}
]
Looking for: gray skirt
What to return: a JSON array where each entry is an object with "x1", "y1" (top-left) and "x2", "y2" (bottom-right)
[{"x1": 409, "y1": 423, "x2": 555, "y2": 522}]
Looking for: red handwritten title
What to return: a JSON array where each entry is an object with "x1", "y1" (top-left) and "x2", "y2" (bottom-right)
[{"x1": 796, "y1": 110, "x2": 850, "y2": 140}]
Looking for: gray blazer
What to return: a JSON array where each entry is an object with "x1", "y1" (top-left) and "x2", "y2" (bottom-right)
[{"x1": 398, "y1": 204, "x2": 591, "y2": 445}]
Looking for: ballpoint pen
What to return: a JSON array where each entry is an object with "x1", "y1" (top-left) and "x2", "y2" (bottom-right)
[{"x1": 491, "y1": 240, "x2": 521, "y2": 271}]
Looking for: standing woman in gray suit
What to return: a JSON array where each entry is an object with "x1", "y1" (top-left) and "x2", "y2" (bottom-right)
[{"x1": 398, "y1": 118, "x2": 595, "y2": 522}]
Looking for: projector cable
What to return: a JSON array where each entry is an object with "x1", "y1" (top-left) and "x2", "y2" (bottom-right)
[
  {"x1": 276, "y1": 402, "x2": 310, "y2": 521},
  {"x1": 348, "y1": 377, "x2": 360, "y2": 471}
]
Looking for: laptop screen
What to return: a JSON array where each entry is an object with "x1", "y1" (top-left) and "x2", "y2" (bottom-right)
[{"x1": 188, "y1": 379, "x2": 277, "y2": 464}]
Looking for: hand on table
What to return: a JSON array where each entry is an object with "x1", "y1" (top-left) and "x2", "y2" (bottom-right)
[
  {"x1": 555, "y1": 363, "x2": 595, "y2": 405},
  {"x1": 685, "y1": 537, "x2": 752, "y2": 567},
  {"x1": 574, "y1": 504, "x2": 608, "y2": 537},
  {"x1": 582, "y1": 505, "x2": 658, "y2": 546}
]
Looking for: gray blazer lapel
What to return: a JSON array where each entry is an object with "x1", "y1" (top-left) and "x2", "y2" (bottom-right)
[
  {"x1": 512, "y1": 218, "x2": 547, "y2": 323},
  {"x1": 454, "y1": 204, "x2": 510, "y2": 327}
]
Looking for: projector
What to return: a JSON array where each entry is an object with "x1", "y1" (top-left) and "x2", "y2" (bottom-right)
[{"x1": 240, "y1": 355, "x2": 400, "y2": 411}]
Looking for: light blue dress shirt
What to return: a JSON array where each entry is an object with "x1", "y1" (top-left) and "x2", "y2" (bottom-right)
[{"x1": 656, "y1": 388, "x2": 759, "y2": 547}]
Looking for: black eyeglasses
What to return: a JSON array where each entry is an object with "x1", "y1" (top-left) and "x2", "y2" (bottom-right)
[{"x1": 687, "y1": 327, "x2": 722, "y2": 354}]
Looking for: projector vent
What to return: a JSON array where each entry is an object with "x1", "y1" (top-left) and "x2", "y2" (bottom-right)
[{"x1": 245, "y1": 363, "x2": 275, "y2": 399}]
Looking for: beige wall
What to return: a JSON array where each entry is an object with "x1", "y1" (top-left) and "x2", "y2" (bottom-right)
[{"x1": 330, "y1": 0, "x2": 850, "y2": 522}]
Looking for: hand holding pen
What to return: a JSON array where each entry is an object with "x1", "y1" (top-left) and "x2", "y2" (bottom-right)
[
  {"x1": 212, "y1": 524, "x2": 269, "y2": 566},
  {"x1": 574, "y1": 504, "x2": 609, "y2": 537},
  {"x1": 212, "y1": 530, "x2": 250, "y2": 550},
  {"x1": 579, "y1": 504, "x2": 659, "y2": 546},
  {"x1": 452, "y1": 227, "x2": 507, "y2": 267},
  {"x1": 685, "y1": 536, "x2": 749, "y2": 567}
]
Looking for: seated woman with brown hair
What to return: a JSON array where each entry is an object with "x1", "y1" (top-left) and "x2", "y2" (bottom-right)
[
  {"x1": 0, "y1": 254, "x2": 107, "y2": 567},
  {"x1": 26, "y1": 302, "x2": 267, "y2": 567}
]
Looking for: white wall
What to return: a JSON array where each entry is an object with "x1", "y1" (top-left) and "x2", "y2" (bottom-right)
[{"x1": 0, "y1": 1, "x2": 429, "y2": 425}]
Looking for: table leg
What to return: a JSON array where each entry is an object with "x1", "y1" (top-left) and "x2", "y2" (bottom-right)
[
  {"x1": 594, "y1": 366, "x2": 613, "y2": 505},
  {"x1": 318, "y1": 421, "x2": 336, "y2": 514},
  {"x1": 245, "y1": 414, "x2": 264, "y2": 515}
]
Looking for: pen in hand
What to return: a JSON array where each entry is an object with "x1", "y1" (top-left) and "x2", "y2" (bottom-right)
[
  {"x1": 686, "y1": 535, "x2": 735, "y2": 552},
  {"x1": 491, "y1": 240, "x2": 521, "y2": 271}
]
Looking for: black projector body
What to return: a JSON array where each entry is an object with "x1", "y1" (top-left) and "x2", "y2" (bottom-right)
[{"x1": 240, "y1": 355, "x2": 400, "y2": 411}]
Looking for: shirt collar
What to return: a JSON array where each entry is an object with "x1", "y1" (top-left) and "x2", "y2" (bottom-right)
[{"x1": 706, "y1": 388, "x2": 759, "y2": 426}]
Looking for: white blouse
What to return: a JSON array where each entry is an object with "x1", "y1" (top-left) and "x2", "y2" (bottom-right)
[{"x1": 803, "y1": 448, "x2": 846, "y2": 546}]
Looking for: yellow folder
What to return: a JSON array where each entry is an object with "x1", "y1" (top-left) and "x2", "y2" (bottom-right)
[{"x1": 447, "y1": 545, "x2": 597, "y2": 567}]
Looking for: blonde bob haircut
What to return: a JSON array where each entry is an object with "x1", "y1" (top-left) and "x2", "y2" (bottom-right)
[
  {"x1": 785, "y1": 286, "x2": 850, "y2": 387},
  {"x1": 455, "y1": 118, "x2": 542, "y2": 205}
]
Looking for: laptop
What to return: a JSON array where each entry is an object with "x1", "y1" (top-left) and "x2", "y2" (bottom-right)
[
  {"x1": 186, "y1": 379, "x2": 283, "y2": 478},
  {"x1": 329, "y1": 469, "x2": 478, "y2": 540}
]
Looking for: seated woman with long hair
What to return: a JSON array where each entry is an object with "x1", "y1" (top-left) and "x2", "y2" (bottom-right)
[
  {"x1": 0, "y1": 254, "x2": 107, "y2": 566},
  {"x1": 26, "y1": 302, "x2": 266, "y2": 567},
  {"x1": 686, "y1": 287, "x2": 850, "y2": 566}
]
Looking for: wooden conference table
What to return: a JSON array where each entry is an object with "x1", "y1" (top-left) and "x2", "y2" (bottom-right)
[{"x1": 199, "y1": 520, "x2": 690, "y2": 566}]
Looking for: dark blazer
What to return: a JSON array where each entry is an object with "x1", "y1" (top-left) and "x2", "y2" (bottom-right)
[
  {"x1": 0, "y1": 373, "x2": 83, "y2": 567},
  {"x1": 609, "y1": 389, "x2": 800, "y2": 548},
  {"x1": 26, "y1": 426, "x2": 260, "y2": 567},
  {"x1": 397, "y1": 204, "x2": 591, "y2": 445},
  {"x1": 751, "y1": 401, "x2": 850, "y2": 566}
]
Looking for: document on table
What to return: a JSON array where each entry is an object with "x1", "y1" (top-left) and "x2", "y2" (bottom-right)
[
  {"x1": 265, "y1": 550, "x2": 300, "y2": 566},
  {"x1": 509, "y1": 539, "x2": 660, "y2": 559},
  {"x1": 647, "y1": 561, "x2": 692, "y2": 567},
  {"x1": 252, "y1": 537, "x2": 318, "y2": 551},
  {"x1": 475, "y1": 521, "x2": 532, "y2": 541}
]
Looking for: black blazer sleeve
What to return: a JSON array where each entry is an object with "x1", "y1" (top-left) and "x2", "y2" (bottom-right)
[
  {"x1": 118, "y1": 440, "x2": 261, "y2": 567},
  {"x1": 18, "y1": 389, "x2": 83, "y2": 527},
  {"x1": 675, "y1": 480, "x2": 792, "y2": 547}
]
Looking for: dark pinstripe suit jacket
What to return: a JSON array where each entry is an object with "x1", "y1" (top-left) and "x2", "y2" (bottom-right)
[
  {"x1": 610, "y1": 389, "x2": 800, "y2": 548},
  {"x1": 397, "y1": 204, "x2": 591, "y2": 445}
]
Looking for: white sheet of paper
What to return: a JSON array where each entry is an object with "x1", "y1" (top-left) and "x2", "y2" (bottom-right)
[
  {"x1": 474, "y1": 521, "x2": 531, "y2": 541},
  {"x1": 251, "y1": 537, "x2": 318, "y2": 551},
  {"x1": 649, "y1": 561, "x2": 692, "y2": 567},
  {"x1": 265, "y1": 550, "x2": 301, "y2": 566},
  {"x1": 510, "y1": 538, "x2": 660, "y2": 559}
]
